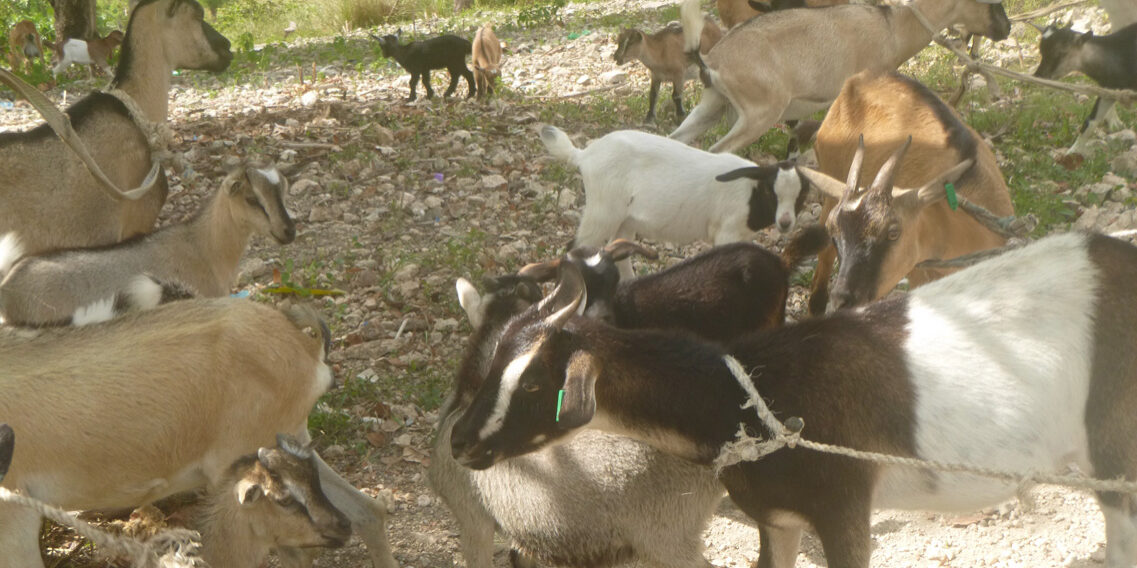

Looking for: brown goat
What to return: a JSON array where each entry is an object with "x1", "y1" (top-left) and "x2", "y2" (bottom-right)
[
  {"x1": 800, "y1": 70, "x2": 1013, "y2": 314},
  {"x1": 6, "y1": 20, "x2": 45, "y2": 74},
  {"x1": 614, "y1": 19, "x2": 722, "y2": 122},
  {"x1": 471, "y1": 23, "x2": 501, "y2": 98}
]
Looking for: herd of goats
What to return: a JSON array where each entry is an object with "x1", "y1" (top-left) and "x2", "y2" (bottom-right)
[{"x1": 1, "y1": 0, "x2": 1137, "y2": 566}]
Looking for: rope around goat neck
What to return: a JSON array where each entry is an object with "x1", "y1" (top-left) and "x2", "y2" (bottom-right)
[
  {"x1": 0, "y1": 487, "x2": 207, "y2": 568},
  {"x1": 715, "y1": 355, "x2": 1137, "y2": 495}
]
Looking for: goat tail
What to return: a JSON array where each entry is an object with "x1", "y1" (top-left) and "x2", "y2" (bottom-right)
[
  {"x1": 681, "y1": 0, "x2": 712, "y2": 87},
  {"x1": 539, "y1": 125, "x2": 581, "y2": 165},
  {"x1": 781, "y1": 224, "x2": 830, "y2": 271},
  {"x1": 0, "y1": 233, "x2": 24, "y2": 280},
  {"x1": 285, "y1": 304, "x2": 333, "y2": 363}
]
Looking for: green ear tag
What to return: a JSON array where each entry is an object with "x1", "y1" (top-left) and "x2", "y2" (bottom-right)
[
  {"x1": 945, "y1": 182, "x2": 959, "y2": 211},
  {"x1": 555, "y1": 389, "x2": 566, "y2": 422}
]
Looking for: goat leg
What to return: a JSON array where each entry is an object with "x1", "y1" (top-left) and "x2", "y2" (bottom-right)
[
  {"x1": 444, "y1": 67, "x2": 460, "y2": 98},
  {"x1": 408, "y1": 72, "x2": 420, "y2": 101},
  {"x1": 645, "y1": 78, "x2": 661, "y2": 123},
  {"x1": 755, "y1": 523, "x2": 804, "y2": 568},
  {"x1": 463, "y1": 66, "x2": 476, "y2": 98},
  {"x1": 671, "y1": 80, "x2": 686, "y2": 119},
  {"x1": 422, "y1": 69, "x2": 436, "y2": 99}
]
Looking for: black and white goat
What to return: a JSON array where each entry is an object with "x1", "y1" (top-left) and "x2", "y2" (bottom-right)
[
  {"x1": 540, "y1": 125, "x2": 807, "y2": 279},
  {"x1": 519, "y1": 231, "x2": 827, "y2": 341},
  {"x1": 432, "y1": 275, "x2": 725, "y2": 568},
  {"x1": 450, "y1": 228, "x2": 1137, "y2": 568},
  {"x1": 1034, "y1": 23, "x2": 1137, "y2": 155},
  {"x1": 372, "y1": 31, "x2": 476, "y2": 100}
]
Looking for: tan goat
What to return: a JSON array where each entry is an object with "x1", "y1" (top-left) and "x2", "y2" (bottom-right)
[
  {"x1": 471, "y1": 23, "x2": 501, "y2": 98},
  {"x1": 0, "y1": 299, "x2": 398, "y2": 568},
  {"x1": 6, "y1": 20, "x2": 45, "y2": 74},
  {"x1": 613, "y1": 19, "x2": 722, "y2": 123},
  {"x1": 799, "y1": 70, "x2": 1013, "y2": 314},
  {"x1": 670, "y1": 0, "x2": 1010, "y2": 153},
  {"x1": 0, "y1": 0, "x2": 232, "y2": 259}
]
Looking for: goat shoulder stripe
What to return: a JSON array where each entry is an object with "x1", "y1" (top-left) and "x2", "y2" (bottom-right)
[
  {"x1": 0, "y1": 233, "x2": 23, "y2": 276},
  {"x1": 480, "y1": 347, "x2": 539, "y2": 439},
  {"x1": 878, "y1": 233, "x2": 1097, "y2": 510}
]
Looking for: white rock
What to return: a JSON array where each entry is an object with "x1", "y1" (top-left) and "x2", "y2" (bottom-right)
[
  {"x1": 600, "y1": 70, "x2": 627, "y2": 85},
  {"x1": 482, "y1": 174, "x2": 508, "y2": 189},
  {"x1": 299, "y1": 90, "x2": 319, "y2": 107},
  {"x1": 290, "y1": 178, "x2": 320, "y2": 196}
]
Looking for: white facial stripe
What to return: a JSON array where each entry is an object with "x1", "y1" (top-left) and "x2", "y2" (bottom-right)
[
  {"x1": 258, "y1": 168, "x2": 281, "y2": 186},
  {"x1": 479, "y1": 347, "x2": 539, "y2": 440},
  {"x1": 1042, "y1": 28, "x2": 1054, "y2": 39},
  {"x1": 773, "y1": 169, "x2": 802, "y2": 229},
  {"x1": 585, "y1": 252, "x2": 603, "y2": 267}
]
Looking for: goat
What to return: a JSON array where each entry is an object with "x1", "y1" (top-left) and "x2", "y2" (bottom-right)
[
  {"x1": 52, "y1": 30, "x2": 125, "y2": 78},
  {"x1": 0, "y1": 429, "x2": 351, "y2": 568},
  {"x1": 1101, "y1": 0, "x2": 1137, "y2": 29},
  {"x1": 800, "y1": 71, "x2": 1013, "y2": 314},
  {"x1": 0, "y1": 299, "x2": 399, "y2": 568},
  {"x1": 669, "y1": 0, "x2": 1010, "y2": 153},
  {"x1": 0, "y1": 165, "x2": 296, "y2": 327},
  {"x1": 1033, "y1": 23, "x2": 1137, "y2": 156},
  {"x1": 518, "y1": 230, "x2": 828, "y2": 341},
  {"x1": 613, "y1": 19, "x2": 722, "y2": 123},
  {"x1": 0, "y1": 0, "x2": 233, "y2": 259},
  {"x1": 471, "y1": 23, "x2": 502, "y2": 98},
  {"x1": 540, "y1": 124, "x2": 808, "y2": 279},
  {"x1": 371, "y1": 31, "x2": 475, "y2": 100},
  {"x1": 6, "y1": 20, "x2": 45, "y2": 74},
  {"x1": 450, "y1": 229, "x2": 1137, "y2": 568},
  {"x1": 433, "y1": 275, "x2": 725, "y2": 568}
]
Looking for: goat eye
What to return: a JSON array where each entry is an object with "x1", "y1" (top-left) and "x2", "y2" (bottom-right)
[
  {"x1": 277, "y1": 495, "x2": 297, "y2": 507},
  {"x1": 522, "y1": 383, "x2": 540, "y2": 393},
  {"x1": 887, "y1": 226, "x2": 901, "y2": 241}
]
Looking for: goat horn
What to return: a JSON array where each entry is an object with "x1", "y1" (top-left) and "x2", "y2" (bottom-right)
[
  {"x1": 870, "y1": 136, "x2": 913, "y2": 196},
  {"x1": 518, "y1": 260, "x2": 561, "y2": 282},
  {"x1": 537, "y1": 262, "x2": 586, "y2": 330},
  {"x1": 604, "y1": 239, "x2": 658, "y2": 261},
  {"x1": 847, "y1": 135, "x2": 866, "y2": 192},
  {"x1": 1028, "y1": 22, "x2": 1045, "y2": 33},
  {"x1": 797, "y1": 166, "x2": 848, "y2": 200}
]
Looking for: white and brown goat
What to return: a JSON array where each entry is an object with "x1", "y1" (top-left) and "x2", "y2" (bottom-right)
[
  {"x1": 669, "y1": 0, "x2": 1010, "y2": 152},
  {"x1": 540, "y1": 125, "x2": 807, "y2": 279},
  {"x1": 471, "y1": 23, "x2": 501, "y2": 98},
  {"x1": 433, "y1": 275, "x2": 725, "y2": 568},
  {"x1": 6, "y1": 20, "x2": 45, "y2": 74},
  {"x1": 0, "y1": 165, "x2": 295, "y2": 327},
  {"x1": 52, "y1": 30, "x2": 125, "y2": 78},
  {"x1": 0, "y1": 299, "x2": 398, "y2": 568},
  {"x1": 0, "y1": 0, "x2": 232, "y2": 259},
  {"x1": 800, "y1": 70, "x2": 1013, "y2": 314},
  {"x1": 613, "y1": 18, "x2": 722, "y2": 122},
  {"x1": 450, "y1": 231, "x2": 1137, "y2": 568}
]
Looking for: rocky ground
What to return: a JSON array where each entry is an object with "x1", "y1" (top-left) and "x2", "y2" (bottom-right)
[{"x1": 3, "y1": 0, "x2": 1136, "y2": 566}]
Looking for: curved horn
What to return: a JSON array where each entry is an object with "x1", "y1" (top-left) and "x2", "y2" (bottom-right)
[
  {"x1": 518, "y1": 259, "x2": 561, "y2": 282},
  {"x1": 537, "y1": 262, "x2": 586, "y2": 330},
  {"x1": 870, "y1": 136, "x2": 912, "y2": 196},
  {"x1": 1028, "y1": 22, "x2": 1045, "y2": 33},
  {"x1": 603, "y1": 239, "x2": 658, "y2": 261},
  {"x1": 846, "y1": 135, "x2": 866, "y2": 192}
]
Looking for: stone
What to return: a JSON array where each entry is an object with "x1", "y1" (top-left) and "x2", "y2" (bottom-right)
[
  {"x1": 290, "y1": 178, "x2": 320, "y2": 196},
  {"x1": 308, "y1": 205, "x2": 333, "y2": 223},
  {"x1": 1111, "y1": 149, "x2": 1137, "y2": 178},
  {"x1": 299, "y1": 90, "x2": 318, "y2": 107},
  {"x1": 599, "y1": 70, "x2": 627, "y2": 85},
  {"x1": 394, "y1": 263, "x2": 420, "y2": 283},
  {"x1": 481, "y1": 174, "x2": 508, "y2": 189}
]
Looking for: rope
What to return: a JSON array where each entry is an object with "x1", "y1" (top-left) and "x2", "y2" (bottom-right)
[
  {"x1": 1011, "y1": 0, "x2": 1090, "y2": 22},
  {"x1": 0, "y1": 487, "x2": 208, "y2": 568},
  {"x1": 102, "y1": 88, "x2": 185, "y2": 174},
  {"x1": 715, "y1": 356, "x2": 1137, "y2": 495}
]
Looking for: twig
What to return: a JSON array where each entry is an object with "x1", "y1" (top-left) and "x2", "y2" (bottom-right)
[
  {"x1": 537, "y1": 82, "x2": 621, "y2": 101},
  {"x1": 1011, "y1": 0, "x2": 1090, "y2": 22}
]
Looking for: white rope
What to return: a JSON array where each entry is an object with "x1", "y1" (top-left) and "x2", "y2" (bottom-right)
[
  {"x1": 715, "y1": 357, "x2": 1137, "y2": 494},
  {"x1": 0, "y1": 487, "x2": 208, "y2": 568},
  {"x1": 101, "y1": 88, "x2": 185, "y2": 174}
]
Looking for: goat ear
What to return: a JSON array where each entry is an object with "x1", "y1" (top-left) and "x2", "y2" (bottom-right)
[
  {"x1": 558, "y1": 351, "x2": 599, "y2": 429},
  {"x1": 455, "y1": 278, "x2": 484, "y2": 327},
  {"x1": 537, "y1": 262, "x2": 586, "y2": 330},
  {"x1": 518, "y1": 260, "x2": 561, "y2": 282},
  {"x1": 748, "y1": 0, "x2": 774, "y2": 12},
  {"x1": 604, "y1": 239, "x2": 658, "y2": 261},
  {"x1": 907, "y1": 159, "x2": 975, "y2": 208},
  {"x1": 715, "y1": 166, "x2": 771, "y2": 183},
  {"x1": 235, "y1": 462, "x2": 269, "y2": 505},
  {"x1": 797, "y1": 166, "x2": 847, "y2": 200},
  {"x1": 0, "y1": 423, "x2": 13, "y2": 482}
]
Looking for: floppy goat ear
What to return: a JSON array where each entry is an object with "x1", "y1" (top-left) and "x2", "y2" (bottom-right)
[
  {"x1": 557, "y1": 351, "x2": 600, "y2": 429},
  {"x1": 603, "y1": 239, "x2": 658, "y2": 262},
  {"x1": 455, "y1": 278, "x2": 483, "y2": 326},
  {"x1": 0, "y1": 424, "x2": 14, "y2": 482},
  {"x1": 902, "y1": 159, "x2": 975, "y2": 209}
]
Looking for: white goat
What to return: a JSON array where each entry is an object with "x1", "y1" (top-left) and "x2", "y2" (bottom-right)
[
  {"x1": 0, "y1": 299, "x2": 399, "y2": 568},
  {"x1": 0, "y1": 165, "x2": 295, "y2": 327},
  {"x1": 540, "y1": 124, "x2": 806, "y2": 278},
  {"x1": 0, "y1": 0, "x2": 232, "y2": 259},
  {"x1": 451, "y1": 230, "x2": 1137, "y2": 568},
  {"x1": 669, "y1": 0, "x2": 1011, "y2": 152}
]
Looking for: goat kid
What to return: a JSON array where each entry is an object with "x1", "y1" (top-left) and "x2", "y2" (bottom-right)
[
  {"x1": 1034, "y1": 23, "x2": 1137, "y2": 155},
  {"x1": 0, "y1": 165, "x2": 295, "y2": 327},
  {"x1": 52, "y1": 30, "x2": 125, "y2": 78},
  {"x1": 670, "y1": 0, "x2": 1010, "y2": 153},
  {"x1": 613, "y1": 18, "x2": 722, "y2": 122},
  {"x1": 0, "y1": 0, "x2": 233, "y2": 259},
  {"x1": 540, "y1": 124, "x2": 807, "y2": 279},
  {"x1": 452, "y1": 231, "x2": 1137, "y2": 568},
  {"x1": 373, "y1": 31, "x2": 475, "y2": 100},
  {"x1": 434, "y1": 275, "x2": 724, "y2": 568},
  {"x1": 6, "y1": 20, "x2": 45, "y2": 74},
  {"x1": 803, "y1": 70, "x2": 1013, "y2": 314},
  {"x1": 471, "y1": 23, "x2": 502, "y2": 98},
  {"x1": 0, "y1": 299, "x2": 399, "y2": 568}
]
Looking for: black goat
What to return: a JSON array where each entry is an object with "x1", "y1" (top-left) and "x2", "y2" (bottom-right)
[{"x1": 372, "y1": 31, "x2": 476, "y2": 100}]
